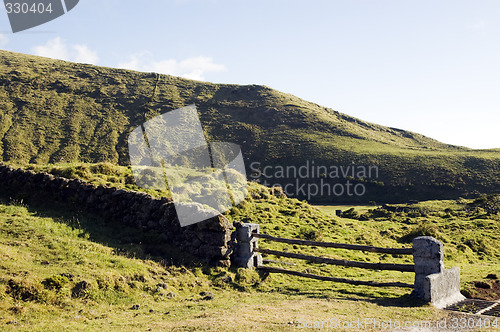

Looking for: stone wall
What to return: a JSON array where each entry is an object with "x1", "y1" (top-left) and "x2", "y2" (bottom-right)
[{"x1": 0, "y1": 164, "x2": 233, "y2": 266}]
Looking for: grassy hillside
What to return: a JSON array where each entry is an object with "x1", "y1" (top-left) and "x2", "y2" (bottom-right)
[
  {"x1": 1, "y1": 166, "x2": 499, "y2": 330},
  {"x1": 1, "y1": 49, "x2": 500, "y2": 203},
  {"x1": 22, "y1": 162, "x2": 500, "y2": 261},
  {"x1": 1, "y1": 49, "x2": 499, "y2": 330}
]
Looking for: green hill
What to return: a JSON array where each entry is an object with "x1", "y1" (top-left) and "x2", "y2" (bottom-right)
[
  {"x1": 1, "y1": 49, "x2": 499, "y2": 203},
  {"x1": 1, "y1": 171, "x2": 499, "y2": 329}
]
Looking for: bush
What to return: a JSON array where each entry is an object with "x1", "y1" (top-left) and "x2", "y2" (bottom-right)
[
  {"x1": 369, "y1": 208, "x2": 393, "y2": 219},
  {"x1": 468, "y1": 194, "x2": 500, "y2": 215},
  {"x1": 462, "y1": 236, "x2": 494, "y2": 256},
  {"x1": 7, "y1": 279, "x2": 46, "y2": 302},
  {"x1": 298, "y1": 227, "x2": 322, "y2": 241},
  {"x1": 90, "y1": 162, "x2": 117, "y2": 176},
  {"x1": 71, "y1": 280, "x2": 91, "y2": 298},
  {"x1": 399, "y1": 222, "x2": 441, "y2": 243},
  {"x1": 341, "y1": 208, "x2": 358, "y2": 219},
  {"x1": 42, "y1": 275, "x2": 69, "y2": 291}
]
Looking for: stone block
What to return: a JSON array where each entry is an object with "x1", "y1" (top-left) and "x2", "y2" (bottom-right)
[
  {"x1": 237, "y1": 223, "x2": 259, "y2": 242},
  {"x1": 424, "y1": 267, "x2": 465, "y2": 309}
]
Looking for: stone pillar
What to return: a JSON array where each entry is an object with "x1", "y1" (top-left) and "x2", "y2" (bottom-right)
[
  {"x1": 233, "y1": 223, "x2": 262, "y2": 269},
  {"x1": 412, "y1": 236, "x2": 444, "y2": 299}
]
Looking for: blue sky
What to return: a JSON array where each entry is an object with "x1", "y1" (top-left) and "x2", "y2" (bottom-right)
[{"x1": 1, "y1": 0, "x2": 500, "y2": 149}]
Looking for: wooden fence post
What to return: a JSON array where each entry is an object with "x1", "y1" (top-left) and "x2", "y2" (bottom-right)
[{"x1": 233, "y1": 223, "x2": 262, "y2": 269}]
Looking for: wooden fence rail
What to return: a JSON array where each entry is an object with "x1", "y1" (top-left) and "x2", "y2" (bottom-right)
[
  {"x1": 255, "y1": 248, "x2": 415, "y2": 272},
  {"x1": 253, "y1": 233, "x2": 413, "y2": 255},
  {"x1": 259, "y1": 266, "x2": 414, "y2": 288}
]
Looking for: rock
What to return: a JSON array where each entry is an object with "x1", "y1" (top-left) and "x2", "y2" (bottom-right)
[
  {"x1": 195, "y1": 231, "x2": 231, "y2": 247},
  {"x1": 112, "y1": 189, "x2": 127, "y2": 196},
  {"x1": 200, "y1": 291, "x2": 214, "y2": 300}
]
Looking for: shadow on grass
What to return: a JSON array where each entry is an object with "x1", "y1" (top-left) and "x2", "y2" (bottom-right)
[
  {"x1": 284, "y1": 288, "x2": 425, "y2": 308},
  {"x1": 0, "y1": 194, "x2": 201, "y2": 268},
  {"x1": 257, "y1": 270, "x2": 427, "y2": 308},
  {"x1": 0, "y1": 193, "x2": 431, "y2": 309}
]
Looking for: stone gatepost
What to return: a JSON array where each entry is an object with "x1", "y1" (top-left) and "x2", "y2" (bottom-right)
[
  {"x1": 412, "y1": 236, "x2": 464, "y2": 308},
  {"x1": 412, "y1": 236, "x2": 444, "y2": 298},
  {"x1": 233, "y1": 223, "x2": 262, "y2": 269}
]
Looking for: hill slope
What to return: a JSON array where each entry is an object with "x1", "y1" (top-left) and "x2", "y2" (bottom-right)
[
  {"x1": 1, "y1": 50, "x2": 499, "y2": 202},
  {"x1": 1, "y1": 175, "x2": 499, "y2": 329}
]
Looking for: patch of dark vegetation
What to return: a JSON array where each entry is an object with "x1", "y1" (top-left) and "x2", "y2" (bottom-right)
[
  {"x1": 467, "y1": 194, "x2": 500, "y2": 215},
  {"x1": 71, "y1": 280, "x2": 91, "y2": 298},
  {"x1": 42, "y1": 275, "x2": 70, "y2": 291},
  {"x1": 7, "y1": 279, "x2": 46, "y2": 302},
  {"x1": 297, "y1": 227, "x2": 323, "y2": 241}
]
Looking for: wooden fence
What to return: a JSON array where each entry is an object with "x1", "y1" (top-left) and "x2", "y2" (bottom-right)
[
  {"x1": 239, "y1": 227, "x2": 414, "y2": 288},
  {"x1": 232, "y1": 223, "x2": 465, "y2": 308}
]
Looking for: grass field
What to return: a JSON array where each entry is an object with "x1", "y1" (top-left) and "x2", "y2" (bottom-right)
[
  {"x1": 312, "y1": 204, "x2": 379, "y2": 216},
  {"x1": 1, "y1": 164, "x2": 499, "y2": 330},
  {"x1": 1, "y1": 200, "x2": 494, "y2": 332}
]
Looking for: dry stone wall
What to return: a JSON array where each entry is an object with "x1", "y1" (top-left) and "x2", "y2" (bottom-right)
[{"x1": 0, "y1": 164, "x2": 233, "y2": 266}]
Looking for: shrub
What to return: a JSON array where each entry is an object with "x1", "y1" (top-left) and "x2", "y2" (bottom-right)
[
  {"x1": 369, "y1": 208, "x2": 393, "y2": 219},
  {"x1": 42, "y1": 275, "x2": 69, "y2": 291},
  {"x1": 468, "y1": 194, "x2": 500, "y2": 215},
  {"x1": 462, "y1": 236, "x2": 493, "y2": 256},
  {"x1": 71, "y1": 280, "x2": 91, "y2": 298},
  {"x1": 90, "y1": 162, "x2": 117, "y2": 176},
  {"x1": 298, "y1": 227, "x2": 322, "y2": 241},
  {"x1": 399, "y1": 222, "x2": 441, "y2": 243},
  {"x1": 7, "y1": 279, "x2": 46, "y2": 302},
  {"x1": 341, "y1": 208, "x2": 358, "y2": 219}
]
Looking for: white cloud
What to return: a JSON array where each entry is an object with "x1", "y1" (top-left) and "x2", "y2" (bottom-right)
[
  {"x1": 32, "y1": 37, "x2": 99, "y2": 64},
  {"x1": 118, "y1": 52, "x2": 226, "y2": 81},
  {"x1": 32, "y1": 37, "x2": 69, "y2": 60},
  {"x1": 0, "y1": 33, "x2": 9, "y2": 48},
  {"x1": 73, "y1": 44, "x2": 99, "y2": 64},
  {"x1": 467, "y1": 20, "x2": 486, "y2": 32}
]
